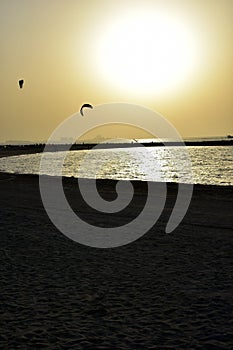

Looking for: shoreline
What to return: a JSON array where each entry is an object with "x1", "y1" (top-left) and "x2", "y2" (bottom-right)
[
  {"x1": 0, "y1": 146, "x2": 232, "y2": 187},
  {"x1": 1, "y1": 169, "x2": 233, "y2": 188},
  {"x1": 0, "y1": 151, "x2": 233, "y2": 348}
]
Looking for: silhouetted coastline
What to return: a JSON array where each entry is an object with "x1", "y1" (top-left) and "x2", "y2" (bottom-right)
[{"x1": 0, "y1": 138, "x2": 232, "y2": 158}]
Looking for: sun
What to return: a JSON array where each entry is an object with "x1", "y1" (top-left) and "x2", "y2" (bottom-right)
[{"x1": 95, "y1": 11, "x2": 199, "y2": 97}]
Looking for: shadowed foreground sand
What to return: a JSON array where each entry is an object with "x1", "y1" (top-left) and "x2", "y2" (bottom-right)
[{"x1": 0, "y1": 171, "x2": 233, "y2": 349}]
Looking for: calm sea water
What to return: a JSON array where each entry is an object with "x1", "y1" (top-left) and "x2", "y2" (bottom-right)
[{"x1": 0, "y1": 146, "x2": 232, "y2": 186}]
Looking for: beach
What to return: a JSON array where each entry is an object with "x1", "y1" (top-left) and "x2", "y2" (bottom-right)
[
  {"x1": 2, "y1": 0, "x2": 233, "y2": 346},
  {"x1": 0, "y1": 153, "x2": 233, "y2": 348}
]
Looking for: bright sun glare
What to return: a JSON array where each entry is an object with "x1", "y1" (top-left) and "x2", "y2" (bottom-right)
[{"x1": 96, "y1": 11, "x2": 199, "y2": 97}]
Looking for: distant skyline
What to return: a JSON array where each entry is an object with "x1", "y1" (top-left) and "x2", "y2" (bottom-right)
[{"x1": 1, "y1": 0, "x2": 233, "y2": 142}]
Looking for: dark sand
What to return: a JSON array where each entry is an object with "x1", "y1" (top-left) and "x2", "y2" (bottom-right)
[{"x1": 0, "y1": 154, "x2": 233, "y2": 348}]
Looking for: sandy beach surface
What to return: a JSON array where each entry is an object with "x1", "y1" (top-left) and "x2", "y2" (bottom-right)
[{"x1": 0, "y1": 164, "x2": 233, "y2": 348}]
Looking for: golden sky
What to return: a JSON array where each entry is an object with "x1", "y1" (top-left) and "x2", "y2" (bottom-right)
[{"x1": 1, "y1": 0, "x2": 233, "y2": 143}]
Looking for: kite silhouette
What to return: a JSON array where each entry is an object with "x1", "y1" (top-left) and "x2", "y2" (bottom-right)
[
  {"x1": 80, "y1": 103, "x2": 93, "y2": 116},
  {"x1": 18, "y1": 79, "x2": 24, "y2": 89}
]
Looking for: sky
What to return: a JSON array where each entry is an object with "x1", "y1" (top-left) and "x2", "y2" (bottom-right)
[{"x1": 1, "y1": 0, "x2": 233, "y2": 143}]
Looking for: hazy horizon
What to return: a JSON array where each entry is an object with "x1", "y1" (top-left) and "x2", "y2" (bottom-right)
[{"x1": 1, "y1": 135, "x2": 232, "y2": 146}]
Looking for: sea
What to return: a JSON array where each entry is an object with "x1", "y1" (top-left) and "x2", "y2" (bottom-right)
[{"x1": 0, "y1": 143, "x2": 232, "y2": 186}]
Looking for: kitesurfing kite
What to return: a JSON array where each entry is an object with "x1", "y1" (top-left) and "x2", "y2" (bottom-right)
[
  {"x1": 18, "y1": 79, "x2": 24, "y2": 89},
  {"x1": 80, "y1": 103, "x2": 93, "y2": 116}
]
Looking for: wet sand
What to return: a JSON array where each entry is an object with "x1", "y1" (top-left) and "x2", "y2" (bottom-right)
[{"x1": 0, "y1": 168, "x2": 233, "y2": 348}]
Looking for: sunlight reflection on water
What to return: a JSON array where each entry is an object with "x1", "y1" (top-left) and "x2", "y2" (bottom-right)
[{"x1": 0, "y1": 146, "x2": 232, "y2": 186}]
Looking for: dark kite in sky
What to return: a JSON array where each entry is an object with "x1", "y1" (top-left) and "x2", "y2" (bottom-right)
[{"x1": 80, "y1": 103, "x2": 93, "y2": 116}]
